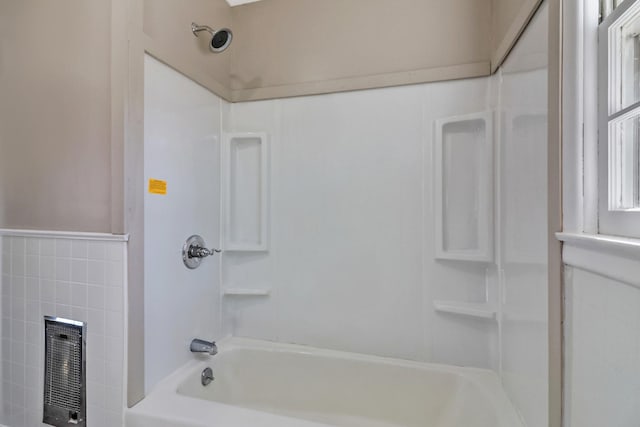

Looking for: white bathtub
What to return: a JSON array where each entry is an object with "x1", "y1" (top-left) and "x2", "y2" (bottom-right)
[{"x1": 127, "y1": 338, "x2": 524, "y2": 427}]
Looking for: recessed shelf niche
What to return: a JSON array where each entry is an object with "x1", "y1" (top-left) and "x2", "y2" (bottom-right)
[
  {"x1": 222, "y1": 132, "x2": 269, "y2": 252},
  {"x1": 434, "y1": 112, "x2": 493, "y2": 262}
]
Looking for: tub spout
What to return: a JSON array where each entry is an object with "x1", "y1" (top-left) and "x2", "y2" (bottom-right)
[{"x1": 190, "y1": 338, "x2": 218, "y2": 356}]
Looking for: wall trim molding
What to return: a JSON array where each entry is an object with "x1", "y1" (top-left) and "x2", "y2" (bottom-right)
[
  {"x1": 558, "y1": 232, "x2": 640, "y2": 288},
  {"x1": 230, "y1": 62, "x2": 490, "y2": 102},
  {"x1": 0, "y1": 229, "x2": 129, "y2": 242}
]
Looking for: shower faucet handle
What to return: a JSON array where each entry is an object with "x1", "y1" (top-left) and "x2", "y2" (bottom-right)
[
  {"x1": 188, "y1": 245, "x2": 220, "y2": 259},
  {"x1": 182, "y1": 235, "x2": 221, "y2": 269}
]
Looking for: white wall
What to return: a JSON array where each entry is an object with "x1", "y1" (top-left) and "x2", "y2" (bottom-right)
[
  {"x1": 564, "y1": 267, "x2": 640, "y2": 427},
  {"x1": 222, "y1": 79, "x2": 496, "y2": 367},
  {"x1": 143, "y1": 56, "x2": 224, "y2": 392},
  {"x1": 494, "y1": 4, "x2": 549, "y2": 427},
  {"x1": 0, "y1": 233, "x2": 127, "y2": 427}
]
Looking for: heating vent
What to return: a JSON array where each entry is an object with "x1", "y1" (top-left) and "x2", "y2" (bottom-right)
[{"x1": 43, "y1": 316, "x2": 86, "y2": 427}]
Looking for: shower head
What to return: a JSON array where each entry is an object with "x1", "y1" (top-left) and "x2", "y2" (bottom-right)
[{"x1": 191, "y1": 22, "x2": 233, "y2": 53}]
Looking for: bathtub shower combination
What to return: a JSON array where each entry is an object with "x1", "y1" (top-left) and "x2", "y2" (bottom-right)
[
  {"x1": 134, "y1": 3, "x2": 550, "y2": 427},
  {"x1": 127, "y1": 339, "x2": 523, "y2": 427}
]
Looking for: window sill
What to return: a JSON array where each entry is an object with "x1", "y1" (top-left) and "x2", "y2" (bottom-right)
[{"x1": 557, "y1": 232, "x2": 640, "y2": 288}]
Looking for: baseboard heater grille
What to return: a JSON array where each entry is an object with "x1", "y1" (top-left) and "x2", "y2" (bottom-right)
[{"x1": 43, "y1": 316, "x2": 86, "y2": 427}]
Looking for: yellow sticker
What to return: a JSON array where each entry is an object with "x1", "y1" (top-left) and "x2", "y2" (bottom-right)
[{"x1": 148, "y1": 179, "x2": 167, "y2": 195}]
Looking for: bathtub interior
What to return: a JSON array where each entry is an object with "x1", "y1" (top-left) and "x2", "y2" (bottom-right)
[{"x1": 175, "y1": 341, "x2": 520, "y2": 427}]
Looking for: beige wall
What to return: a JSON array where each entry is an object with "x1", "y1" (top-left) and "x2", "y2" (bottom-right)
[
  {"x1": 0, "y1": 0, "x2": 541, "y2": 232},
  {"x1": 0, "y1": 0, "x2": 112, "y2": 232},
  {"x1": 0, "y1": 0, "x2": 234, "y2": 233},
  {"x1": 229, "y1": 0, "x2": 491, "y2": 101},
  {"x1": 143, "y1": 0, "x2": 233, "y2": 100}
]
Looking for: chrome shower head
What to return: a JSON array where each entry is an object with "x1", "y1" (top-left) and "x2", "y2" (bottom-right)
[{"x1": 192, "y1": 22, "x2": 233, "y2": 53}]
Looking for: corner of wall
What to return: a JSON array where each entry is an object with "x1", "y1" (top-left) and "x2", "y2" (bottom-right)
[{"x1": 490, "y1": 0, "x2": 545, "y2": 73}]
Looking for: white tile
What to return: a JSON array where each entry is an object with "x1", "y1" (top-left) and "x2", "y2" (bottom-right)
[
  {"x1": 54, "y1": 258, "x2": 70, "y2": 281},
  {"x1": 40, "y1": 239, "x2": 55, "y2": 257},
  {"x1": 88, "y1": 309, "x2": 105, "y2": 336},
  {"x1": 104, "y1": 386, "x2": 123, "y2": 412},
  {"x1": 40, "y1": 256, "x2": 55, "y2": 280},
  {"x1": 25, "y1": 255, "x2": 38, "y2": 278},
  {"x1": 87, "y1": 241, "x2": 106, "y2": 260},
  {"x1": 88, "y1": 286, "x2": 105, "y2": 310},
  {"x1": 40, "y1": 302, "x2": 55, "y2": 319},
  {"x1": 24, "y1": 344, "x2": 38, "y2": 368},
  {"x1": 71, "y1": 306, "x2": 88, "y2": 323},
  {"x1": 11, "y1": 298, "x2": 25, "y2": 321},
  {"x1": 87, "y1": 380, "x2": 106, "y2": 407},
  {"x1": 40, "y1": 280, "x2": 55, "y2": 303},
  {"x1": 70, "y1": 283, "x2": 88, "y2": 308},
  {"x1": 56, "y1": 304, "x2": 72, "y2": 319},
  {"x1": 25, "y1": 300, "x2": 39, "y2": 323},
  {"x1": 25, "y1": 239, "x2": 39, "y2": 256},
  {"x1": 87, "y1": 404, "x2": 106, "y2": 427},
  {"x1": 10, "y1": 276, "x2": 25, "y2": 299},
  {"x1": 24, "y1": 382, "x2": 38, "y2": 403},
  {"x1": 10, "y1": 345, "x2": 25, "y2": 369},
  {"x1": 105, "y1": 287, "x2": 123, "y2": 312},
  {"x1": 54, "y1": 239, "x2": 71, "y2": 258},
  {"x1": 2, "y1": 254, "x2": 10, "y2": 276},
  {"x1": 87, "y1": 260, "x2": 106, "y2": 285},
  {"x1": 9, "y1": 381, "x2": 25, "y2": 404},
  {"x1": 70, "y1": 258, "x2": 88, "y2": 283},
  {"x1": 86, "y1": 337, "x2": 105, "y2": 374},
  {"x1": 87, "y1": 356, "x2": 106, "y2": 384},
  {"x1": 1, "y1": 338, "x2": 10, "y2": 360},
  {"x1": 2, "y1": 318, "x2": 10, "y2": 338},
  {"x1": 8, "y1": 409, "x2": 25, "y2": 427},
  {"x1": 71, "y1": 240, "x2": 88, "y2": 259},
  {"x1": 105, "y1": 336, "x2": 122, "y2": 363},
  {"x1": 55, "y1": 281, "x2": 71, "y2": 305},
  {"x1": 1, "y1": 274, "x2": 10, "y2": 297},
  {"x1": 1, "y1": 236, "x2": 11, "y2": 255},
  {"x1": 104, "y1": 410, "x2": 123, "y2": 427},
  {"x1": 25, "y1": 277, "x2": 38, "y2": 301},
  {"x1": 11, "y1": 256, "x2": 25, "y2": 277},
  {"x1": 25, "y1": 322, "x2": 39, "y2": 345},
  {"x1": 106, "y1": 243, "x2": 124, "y2": 262},
  {"x1": 11, "y1": 237, "x2": 25, "y2": 256},
  {"x1": 105, "y1": 358, "x2": 123, "y2": 388},
  {"x1": 106, "y1": 261, "x2": 123, "y2": 288},
  {"x1": 105, "y1": 311, "x2": 123, "y2": 338}
]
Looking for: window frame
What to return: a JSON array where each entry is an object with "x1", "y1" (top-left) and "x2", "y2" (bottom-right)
[{"x1": 598, "y1": 0, "x2": 640, "y2": 237}]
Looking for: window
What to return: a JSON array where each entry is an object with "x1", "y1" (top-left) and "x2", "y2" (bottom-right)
[{"x1": 599, "y1": 0, "x2": 640, "y2": 237}]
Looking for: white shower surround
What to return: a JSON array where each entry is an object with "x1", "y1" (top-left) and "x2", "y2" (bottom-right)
[{"x1": 220, "y1": 4, "x2": 549, "y2": 427}]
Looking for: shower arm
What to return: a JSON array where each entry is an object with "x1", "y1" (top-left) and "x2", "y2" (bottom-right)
[{"x1": 191, "y1": 23, "x2": 215, "y2": 37}]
